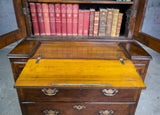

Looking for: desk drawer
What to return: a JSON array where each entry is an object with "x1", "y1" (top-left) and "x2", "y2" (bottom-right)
[
  {"x1": 22, "y1": 102, "x2": 135, "y2": 115},
  {"x1": 20, "y1": 88, "x2": 138, "y2": 102}
]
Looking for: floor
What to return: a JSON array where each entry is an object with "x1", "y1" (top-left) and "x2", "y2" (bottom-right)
[{"x1": 0, "y1": 41, "x2": 160, "y2": 115}]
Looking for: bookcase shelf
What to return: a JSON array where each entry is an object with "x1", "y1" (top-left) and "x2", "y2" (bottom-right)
[{"x1": 27, "y1": 0, "x2": 134, "y2": 5}]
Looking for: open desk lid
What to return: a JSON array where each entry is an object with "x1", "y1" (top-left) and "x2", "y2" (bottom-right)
[
  {"x1": 0, "y1": 0, "x2": 27, "y2": 49},
  {"x1": 14, "y1": 59, "x2": 146, "y2": 89}
]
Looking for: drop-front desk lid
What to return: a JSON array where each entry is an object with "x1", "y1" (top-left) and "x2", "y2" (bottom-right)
[{"x1": 14, "y1": 59, "x2": 146, "y2": 89}]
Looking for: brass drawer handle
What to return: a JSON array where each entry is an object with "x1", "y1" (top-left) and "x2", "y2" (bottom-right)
[
  {"x1": 42, "y1": 88, "x2": 58, "y2": 96},
  {"x1": 73, "y1": 105, "x2": 86, "y2": 110},
  {"x1": 102, "y1": 89, "x2": 118, "y2": 96},
  {"x1": 99, "y1": 110, "x2": 114, "y2": 115},
  {"x1": 43, "y1": 109, "x2": 59, "y2": 115}
]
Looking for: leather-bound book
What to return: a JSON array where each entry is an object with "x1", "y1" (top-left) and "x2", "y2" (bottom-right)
[
  {"x1": 49, "y1": 4, "x2": 56, "y2": 35},
  {"x1": 55, "y1": 4, "x2": 61, "y2": 36},
  {"x1": 67, "y1": 4, "x2": 73, "y2": 36},
  {"x1": 83, "y1": 10, "x2": 90, "y2": 36},
  {"x1": 111, "y1": 9, "x2": 119, "y2": 37},
  {"x1": 72, "y1": 4, "x2": 79, "y2": 36},
  {"x1": 89, "y1": 9, "x2": 95, "y2": 36},
  {"x1": 36, "y1": 3, "x2": 45, "y2": 35},
  {"x1": 78, "y1": 10, "x2": 84, "y2": 36},
  {"x1": 106, "y1": 9, "x2": 113, "y2": 36},
  {"x1": 116, "y1": 13, "x2": 123, "y2": 37},
  {"x1": 99, "y1": 9, "x2": 107, "y2": 36},
  {"x1": 93, "y1": 11, "x2": 100, "y2": 36},
  {"x1": 42, "y1": 3, "x2": 51, "y2": 35},
  {"x1": 61, "y1": 4, "x2": 67, "y2": 36},
  {"x1": 29, "y1": 3, "x2": 39, "y2": 35}
]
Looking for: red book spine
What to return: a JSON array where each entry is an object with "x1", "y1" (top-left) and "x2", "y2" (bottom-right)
[
  {"x1": 61, "y1": 4, "x2": 67, "y2": 36},
  {"x1": 49, "y1": 4, "x2": 56, "y2": 35},
  {"x1": 83, "y1": 10, "x2": 90, "y2": 36},
  {"x1": 36, "y1": 3, "x2": 45, "y2": 35},
  {"x1": 42, "y1": 3, "x2": 51, "y2": 35},
  {"x1": 93, "y1": 12, "x2": 100, "y2": 36},
  {"x1": 67, "y1": 4, "x2": 73, "y2": 36},
  {"x1": 89, "y1": 9, "x2": 95, "y2": 36},
  {"x1": 78, "y1": 10, "x2": 84, "y2": 36},
  {"x1": 55, "y1": 4, "x2": 61, "y2": 35},
  {"x1": 72, "y1": 4, "x2": 79, "y2": 36},
  {"x1": 29, "y1": 3, "x2": 39, "y2": 35}
]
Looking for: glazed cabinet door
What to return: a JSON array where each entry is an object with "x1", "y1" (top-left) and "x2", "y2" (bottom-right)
[
  {"x1": 0, "y1": 0, "x2": 26, "y2": 49},
  {"x1": 134, "y1": 0, "x2": 160, "y2": 52}
]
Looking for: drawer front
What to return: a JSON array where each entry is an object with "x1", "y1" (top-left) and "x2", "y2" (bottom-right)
[
  {"x1": 20, "y1": 88, "x2": 138, "y2": 102},
  {"x1": 22, "y1": 102, "x2": 135, "y2": 115}
]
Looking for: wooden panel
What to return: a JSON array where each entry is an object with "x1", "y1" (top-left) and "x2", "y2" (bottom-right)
[
  {"x1": 133, "y1": 0, "x2": 160, "y2": 53},
  {"x1": 0, "y1": 0, "x2": 26, "y2": 49},
  {"x1": 20, "y1": 88, "x2": 138, "y2": 102},
  {"x1": 14, "y1": 59, "x2": 146, "y2": 88},
  {"x1": 22, "y1": 102, "x2": 135, "y2": 115},
  {"x1": 32, "y1": 42, "x2": 127, "y2": 59}
]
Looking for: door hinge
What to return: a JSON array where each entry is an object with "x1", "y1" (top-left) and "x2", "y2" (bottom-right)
[
  {"x1": 133, "y1": 10, "x2": 137, "y2": 18},
  {"x1": 22, "y1": 8, "x2": 27, "y2": 15},
  {"x1": 36, "y1": 54, "x2": 42, "y2": 64},
  {"x1": 118, "y1": 56, "x2": 125, "y2": 65}
]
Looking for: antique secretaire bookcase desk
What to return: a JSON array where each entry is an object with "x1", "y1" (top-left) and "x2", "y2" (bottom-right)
[{"x1": 0, "y1": 0, "x2": 160, "y2": 115}]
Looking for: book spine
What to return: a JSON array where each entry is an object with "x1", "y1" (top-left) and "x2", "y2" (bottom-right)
[
  {"x1": 93, "y1": 12, "x2": 100, "y2": 36},
  {"x1": 72, "y1": 4, "x2": 79, "y2": 36},
  {"x1": 78, "y1": 10, "x2": 84, "y2": 36},
  {"x1": 106, "y1": 9, "x2": 113, "y2": 36},
  {"x1": 99, "y1": 9, "x2": 107, "y2": 36},
  {"x1": 67, "y1": 4, "x2": 73, "y2": 36},
  {"x1": 55, "y1": 4, "x2": 62, "y2": 36},
  {"x1": 29, "y1": 3, "x2": 39, "y2": 35},
  {"x1": 115, "y1": 13, "x2": 123, "y2": 37},
  {"x1": 36, "y1": 3, "x2": 45, "y2": 35},
  {"x1": 89, "y1": 9, "x2": 95, "y2": 36},
  {"x1": 42, "y1": 3, "x2": 51, "y2": 35},
  {"x1": 49, "y1": 4, "x2": 56, "y2": 35},
  {"x1": 111, "y1": 9, "x2": 119, "y2": 37},
  {"x1": 61, "y1": 4, "x2": 67, "y2": 36},
  {"x1": 83, "y1": 10, "x2": 90, "y2": 36}
]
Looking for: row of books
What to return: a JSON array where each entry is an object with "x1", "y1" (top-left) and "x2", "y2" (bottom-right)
[{"x1": 29, "y1": 3, "x2": 123, "y2": 37}]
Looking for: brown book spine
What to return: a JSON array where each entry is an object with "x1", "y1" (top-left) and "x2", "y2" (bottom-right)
[
  {"x1": 106, "y1": 9, "x2": 113, "y2": 36},
  {"x1": 89, "y1": 9, "x2": 95, "y2": 36},
  {"x1": 116, "y1": 13, "x2": 123, "y2": 37},
  {"x1": 111, "y1": 9, "x2": 119, "y2": 37},
  {"x1": 99, "y1": 9, "x2": 107, "y2": 36},
  {"x1": 93, "y1": 12, "x2": 100, "y2": 36}
]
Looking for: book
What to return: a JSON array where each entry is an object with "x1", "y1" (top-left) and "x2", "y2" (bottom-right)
[
  {"x1": 99, "y1": 9, "x2": 107, "y2": 36},
  {"x1": 89, "y1": 9, "x2": 95, "y2": 36},
  {"x1": 42, "y1": 3, "x2": 51, "y2": 35},
  {"x1": 72, "y1": 4, "x2": 79, "y2": 36},
  {"x1": 67, "y1": 4, "x2": 73, "y2": 36},
  {"x1": 61, "y1": 4, "x2": 67, "y2": 36},
  {"x1": 111, "y1": 9, "x2": 119, "y2": 37},
  {"x1": 55, "y1": 4, "x2": 62, "y2": 35},
  {"x1": 78, "y1": 10, "x2": 84, "y2": 36},
  {"x1": 29, "y1": 3, "x2": 39, "y2": 35},
  {"x1": 83, "y1": 10, "x2": 90, "y2": 36},
  {"x1": 49, "y1": 4, "x2": 56, "y2": 35},
  {"x1": 36, "y1": 3, "x2": 45, "y2": 35},
  {"x1": 93, "y1": 11, "x2": 100, "y2": 36},
  {"x1": 106, "y1": 9, "x2": 113, "y2": 36},
  {"x1": 116, "y1": 13, "x2": 123, "y2": 37}
]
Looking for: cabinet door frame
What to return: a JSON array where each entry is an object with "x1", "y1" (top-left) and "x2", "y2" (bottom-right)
[
  {"x1": 0, "y1": 0, "x2": 26, "y2": 49},
  {"x1": 133, "y1": 0, "x2": 160, "y2": 53}
]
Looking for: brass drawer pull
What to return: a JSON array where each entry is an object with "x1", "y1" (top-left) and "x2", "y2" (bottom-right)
[
  {"x1": 43, "y1": 109, "x2": 59, "y2": 115},
  {"x1": 102, "y1": 89, "x2": 118, "y2": 96},
  {"x1": 73, "y1": 105, "x2": 86, "y2": 110},
  {"x1": 99, "y1": 110, "x2": 114, "y2": 115},
  {"x1": 42, "y1": 88, "x2": 58, "y2": 96}
]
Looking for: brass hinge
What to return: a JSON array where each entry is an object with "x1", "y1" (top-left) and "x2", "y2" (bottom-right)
[
  {"x1": 36, "y1": 54, "x2": 42, "y2": 64},
  {"x1": 22, "y1": 8, "x2": 27, "y2": 15},
  {"x1": 133, "y1": 10, "x2": 137, "y2": 18}
]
